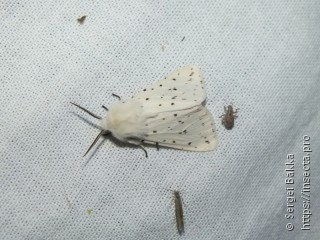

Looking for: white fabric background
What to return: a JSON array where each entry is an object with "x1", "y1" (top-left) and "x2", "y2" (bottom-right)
[{"x1": 1, "y1": 1, "x2": 319, "y2": 239}]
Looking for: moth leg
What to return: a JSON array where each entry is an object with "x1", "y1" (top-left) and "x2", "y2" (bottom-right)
[
  {"x1": 103, "y1": 132, "x2": 111, "y2": 137},
  {"x1": 156, "y1": 142, "x2": 160, "y2": 151},
  {"x1": 102, "y1": 105, "x2": 109, "y2": 111},
  {"x1": 138, "y1": 145, "x2": 148, "y2": 158},
  {"x1": 112, "y1": 93, "x2": 121, "y2": 100}
]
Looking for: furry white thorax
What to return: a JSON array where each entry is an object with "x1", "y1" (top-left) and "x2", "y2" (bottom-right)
[{"x1": 100, "y1": 100, "x2": 148, "y2": 145}]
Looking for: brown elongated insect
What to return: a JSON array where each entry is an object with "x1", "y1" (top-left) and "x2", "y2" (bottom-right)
[
  {"x1": 173, "y1": 191, "x2": 184, "y2": 235},
  {"x1": 220, "y1": 105, "x2": 238, "y2": 130}
]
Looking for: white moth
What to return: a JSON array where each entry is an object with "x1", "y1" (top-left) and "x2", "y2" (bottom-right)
[{"x1": 71, "y1": 65, "x2": 218, "y2": 157}]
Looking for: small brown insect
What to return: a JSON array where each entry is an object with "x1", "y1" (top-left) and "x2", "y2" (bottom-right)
[
  {"x1": 173, "y1": 191, "x2": 184, "y2": 235},
  {"x1": 77, "y1": 15, "x2": 86, "y2": 24},
  {"x1": 220, "y1": 105, "x2": 238, "y2": 129}
]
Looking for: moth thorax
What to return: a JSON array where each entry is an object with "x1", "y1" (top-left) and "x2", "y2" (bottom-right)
[{"x1": 100, "y1": 101, "x2": 146, "y2": 135}]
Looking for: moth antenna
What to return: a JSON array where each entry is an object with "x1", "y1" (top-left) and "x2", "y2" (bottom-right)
[
  {"x1": 112, "y1": 93, "x2": 121, "y2": 100},
  {"x1": 70, "y1": 102, "x2": 102, "y2": 120},
  {"x1": 102, "y1": 105, "x2": 109, "y2": 111},
  {"x1": 138, "y1": 145, "x2": 148, "y2": 158},
  {"x1": 83, "y1": 130, "x2": 105, "y2": 157}
]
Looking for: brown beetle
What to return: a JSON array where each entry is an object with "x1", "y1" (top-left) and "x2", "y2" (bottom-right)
[{"x1": 220, "y1": 105, "x2": 238, "y2": 129}]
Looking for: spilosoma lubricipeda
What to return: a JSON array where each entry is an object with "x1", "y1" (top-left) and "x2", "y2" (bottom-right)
[{"x1": 71, "y1": 65, "x2": 218, "y2": 157}]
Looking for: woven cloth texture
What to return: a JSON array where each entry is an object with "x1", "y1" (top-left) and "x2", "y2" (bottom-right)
[{"x1": 0, "y1": 1, "x2": 319, "y2": 239}]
